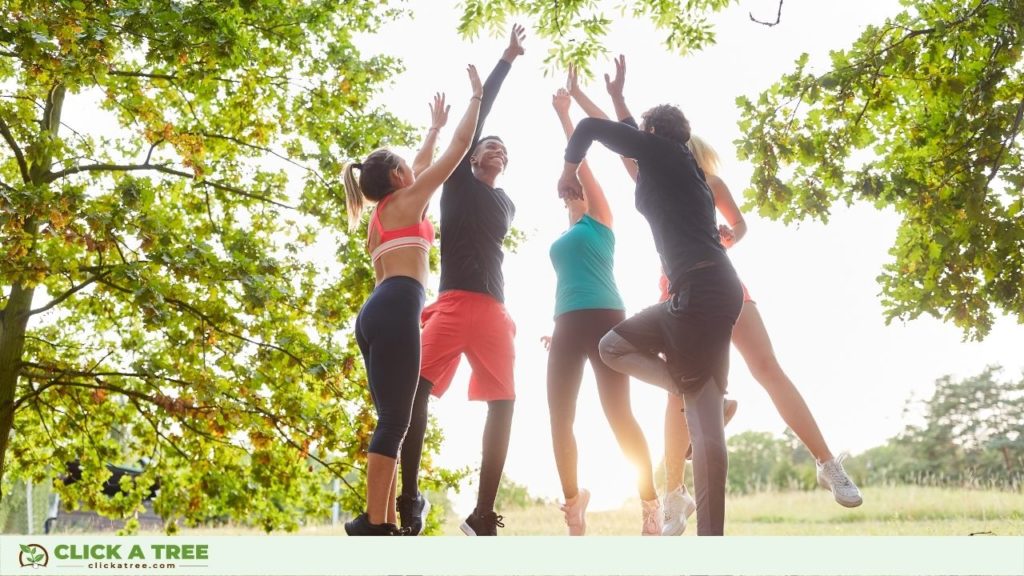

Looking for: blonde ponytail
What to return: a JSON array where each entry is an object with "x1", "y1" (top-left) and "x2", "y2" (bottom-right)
[{"x1": 687, "y1": 135, "x2": 721, "y2": 177}]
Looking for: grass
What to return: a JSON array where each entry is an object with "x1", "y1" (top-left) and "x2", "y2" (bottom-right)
[
  {"x1": 119, "y1": 486, "x2": 1022, "y2": 537},
  {"x1": 438, "y1": 485, "x2": 1024, "y2": 536}
]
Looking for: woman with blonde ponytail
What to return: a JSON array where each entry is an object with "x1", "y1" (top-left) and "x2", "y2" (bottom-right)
[{"x1": 344, "y1": 65, "x2": 484, "y2": 536}]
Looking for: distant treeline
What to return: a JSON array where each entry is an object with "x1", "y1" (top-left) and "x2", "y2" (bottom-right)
[{"x1": 682, "y1": 366, "x2": 1024, "y2": 494}]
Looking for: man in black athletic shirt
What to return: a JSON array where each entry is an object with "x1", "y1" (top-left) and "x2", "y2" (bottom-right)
[{"x1": 397, "y1": 25, "x2": 526, "y2": 537}]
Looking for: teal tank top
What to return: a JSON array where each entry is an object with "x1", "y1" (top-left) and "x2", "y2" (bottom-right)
[{"x1": 549, "y1": 213, "x2": 626, "y2": 318}]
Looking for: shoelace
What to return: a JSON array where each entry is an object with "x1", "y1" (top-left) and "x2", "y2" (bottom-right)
[
  {"x1": 662, "y1": 495, "x2": 680, "y2": 522},
  {"x1": 827, "y1": 454, "x2": 855, "y2": 487},
  {"x1": 491, "y1": 514, "x2": 505, "y2": 528},
  {"x1": 642, "y1": 507, "x2": 660, "y2": 532}
]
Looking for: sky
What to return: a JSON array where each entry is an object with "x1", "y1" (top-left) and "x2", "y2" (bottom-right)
[{"x1": 354, "y1": 0, "x2": 1024, "y2": 513}]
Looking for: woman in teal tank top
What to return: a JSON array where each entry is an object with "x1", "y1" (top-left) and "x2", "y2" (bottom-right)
[{"x1": 546, "y1": 84, "x2": 659, "y2": 536}]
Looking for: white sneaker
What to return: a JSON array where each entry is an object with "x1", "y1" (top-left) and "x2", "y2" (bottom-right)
[
  {"x1": 641, "y1": 498, "x2": 663, "y2": 536},
  {"x1": 817, "y1": 454, "x2": 863, "y2": 508},
  {"x1": 559, "y1": 489, "x2": 590, "y2": 536},
  {"x1": 661, "y1": 486, "x2": 696, "y2": 536}
]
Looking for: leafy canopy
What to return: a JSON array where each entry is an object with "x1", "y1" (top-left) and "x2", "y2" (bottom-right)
[
  {"x1": 457, "y1": 0, "x2": 736, "y2": 73},
  {"x1": 736, "y1": 0, "x2": 1024, "y2": 340},
  {"x1": 0, "y1": 0, "x2": 465, "y2": 532}
]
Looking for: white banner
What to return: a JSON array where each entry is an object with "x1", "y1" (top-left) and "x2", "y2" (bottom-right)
[{"x1": 1, "y1": 536, "x2": 1022, "y2": 575}]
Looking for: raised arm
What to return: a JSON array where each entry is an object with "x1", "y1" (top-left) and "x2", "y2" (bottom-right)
[
  {"x1": 412, "y1": 92, "x2": 450, "y2": 177},
  {"x1": 401, "y1": 66, "x2": 483, "y2": 208},
  {"x1": 452, "y1": 24, "x2": 525, "y2": 176},
  {"x1": 568, "y1": 65, "x2": 638, "y2": 182},
  {"x1": 605, "y1": 55, "x2": 634, "y2": 123},
  {"x1": 554, "y1": 87, "x2": 612, "y2": 228},
  {"x1": 709, "y1": 173, "x2": 747, "y2": 249},
  {"x1": 558, "y1": 118, "x2": 650, "y2": 200}
]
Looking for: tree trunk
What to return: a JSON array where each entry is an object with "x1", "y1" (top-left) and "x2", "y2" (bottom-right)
[
  {"x1": 0, "y1": 283, "x2": 35, "y2": 501},
  {"x1": 0, "y1": 83, "x2": 64, "y2": 500},
  {"x1": 1001, "y1": 445, "x2": 1014, "y2": 474}
]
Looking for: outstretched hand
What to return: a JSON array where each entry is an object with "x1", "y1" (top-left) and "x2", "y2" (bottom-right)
[
  {"x1": 566, "y1": 64, "x2": 580, "y2": 95},
  {"x1": 503, "y1": 24, "x2": 526, "y2": 61},
  {"x1": 558, "y1": 164, "x2": 584, "y2": 201},
  {"x1": 604, "y1": 54, "x2": 626, "y2": 98},
  {"x1": 552, "y1": 88, "x2": 571, "y2": 116},
  {"x1": 429, "y1": 92, "x2": 450, "y2": 130},
  {"x1": 540, "y1": 335, "x2": 552, "y2": 351},
  {"x1": 467, "y1": 64, "x2": 482, "y2": 98}
]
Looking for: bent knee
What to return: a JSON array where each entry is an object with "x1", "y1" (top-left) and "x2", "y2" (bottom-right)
[{"x1": 599, "y1": 330, "x2": 628, "y2": 364}]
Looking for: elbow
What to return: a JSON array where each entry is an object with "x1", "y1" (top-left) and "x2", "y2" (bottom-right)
[{"x1": 733, "y1": 221, "x2": 748, "y2": 243}]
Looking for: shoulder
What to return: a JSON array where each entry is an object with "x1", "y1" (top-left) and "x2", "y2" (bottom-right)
[{"x1": 704, "y1": 173, "x2": 725, "y2": 187}]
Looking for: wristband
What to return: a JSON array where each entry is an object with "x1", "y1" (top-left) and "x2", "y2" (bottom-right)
[{"x1": 471, "y1": 95, "x2": 483, "y2": 102}]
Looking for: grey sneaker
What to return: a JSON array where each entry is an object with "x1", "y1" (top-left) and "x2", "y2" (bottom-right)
[
  {"x1": 817, "y1": 454, "x2": 863, "y2": 508},
  {"x1": 661, "y1": 486, "x2": 697, "y2": 536}
]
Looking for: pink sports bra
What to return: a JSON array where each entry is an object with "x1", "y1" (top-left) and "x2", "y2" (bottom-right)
[{"x1": 368, "y1": 194, "x2": 435, "y2": 264}]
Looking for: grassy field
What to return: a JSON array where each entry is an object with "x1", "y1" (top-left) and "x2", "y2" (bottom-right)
[
  {"x1": 438, "y1": 486, "x2": 1024, "y2": 536},
  {"x1": 148, "y1": 486, "x2": 1023, "y2": 536}
]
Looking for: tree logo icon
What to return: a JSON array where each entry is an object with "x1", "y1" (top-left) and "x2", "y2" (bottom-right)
[{"x1": 18, "y1": 544, "x2": 49, "y2": 568}]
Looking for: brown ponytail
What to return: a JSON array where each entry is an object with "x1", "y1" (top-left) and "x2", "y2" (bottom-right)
[{"x1": 343, "y1": 149, "x2": 402, "y2": 231}]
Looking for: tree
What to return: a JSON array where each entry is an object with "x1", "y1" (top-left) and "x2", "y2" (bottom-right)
[
  {"x1": 736, "y1": 0, "x2": 1024, "y2": 340},
  {"x1": 851, "y1": 366, "x2": 1024, "y2": 487},
  {"x1": 0, "y1": 0, "x2": 461, "y2": 532},
  {"x1": 904, "y1": 366, "x2": 1024, "y2": 480},
  {"x1": 456, "y1": 0, "x2": 736, "y2": 72}
]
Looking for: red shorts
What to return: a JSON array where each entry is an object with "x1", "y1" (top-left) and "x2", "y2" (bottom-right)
[
  {"x1": 419, "y1": 290, "x2": 517, "y2": 401},
  {"x1": 659, "y1": 273, "x2": 753, "y2": 304}
]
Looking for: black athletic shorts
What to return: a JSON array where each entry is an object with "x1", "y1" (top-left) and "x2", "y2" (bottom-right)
[{"x1": 611, "y1": 263, "x2": 743, "y2": 395}]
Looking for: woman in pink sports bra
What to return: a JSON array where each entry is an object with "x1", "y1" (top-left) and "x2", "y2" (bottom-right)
[
  {"x1": 659, "y1": 136, "x2": 863, "y2": 536},
  {"x1": 341, "y1": 65, "x2": 483, "y2": 536}
]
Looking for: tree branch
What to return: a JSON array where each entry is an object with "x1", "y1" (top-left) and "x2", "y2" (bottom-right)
[
  {"x1": 192, "y1": 131, "x2": 331, "y2": 189},
  {"x1": 986, "y1": 95, "x2": 1024, "y2": 188},
  {"x1": 129, "y1": 396, "x2": 192, "y2": 461},
  {"x1": 95, "y1": 278, "x2": 308, "y2": 368},
  {"x1": 0, "y1": 116, "x2": 30, "y2": 183},
  {"x1": 44, "y1": 162, "x2": 296, "y2": 209},
  {"x1": 27, "y1": 271, "x2": 111, "y2": 317},
  {"x1": 108, "y1": 70, "x2": 177, "y2": 80},
  {"x1": 144, "y1": 139, "x2": 164, "y2": 165},
  {"x1": 750, "y1": 0, "x2": 783, "y2": 27},
  {"x1": 44, "y1": 162, "x2": 183, "y2": 183}
]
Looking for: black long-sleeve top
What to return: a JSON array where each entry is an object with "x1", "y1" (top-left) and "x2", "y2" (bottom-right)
[
  {"x1": 565, "y1": 116, "x2": 729, "y2": 293},
  {"x1": 438, "y1": 59, "x2": 516, "y2": 303}
]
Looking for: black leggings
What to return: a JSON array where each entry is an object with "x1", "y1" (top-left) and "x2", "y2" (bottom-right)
[
  {"x1": 355, "y1": 276, "x2": 427, "y2": 459},
  {"x1": 547, "y1": 308, "x2": 656, "y2": 501}
]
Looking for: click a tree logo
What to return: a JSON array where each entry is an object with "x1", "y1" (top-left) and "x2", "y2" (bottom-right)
[{"x1": 18, "y1": 544, "x2": 49, "y2": 568}]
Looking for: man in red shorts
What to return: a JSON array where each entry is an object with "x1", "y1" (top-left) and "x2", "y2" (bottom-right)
[{"x1": 396, "y1": 26, "x2": 525, "y2": 537}]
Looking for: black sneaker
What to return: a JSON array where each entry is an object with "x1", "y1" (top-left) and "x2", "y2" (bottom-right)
[
  {"x1": 459, "y1": 509, "x2": 505, "y2": 536},
  {"x1": 396, "y1": 492, "x2": 431, "y2": 536},
  {"x1": 344, "y1": 512, "x2": 403, "y2": 536}
]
